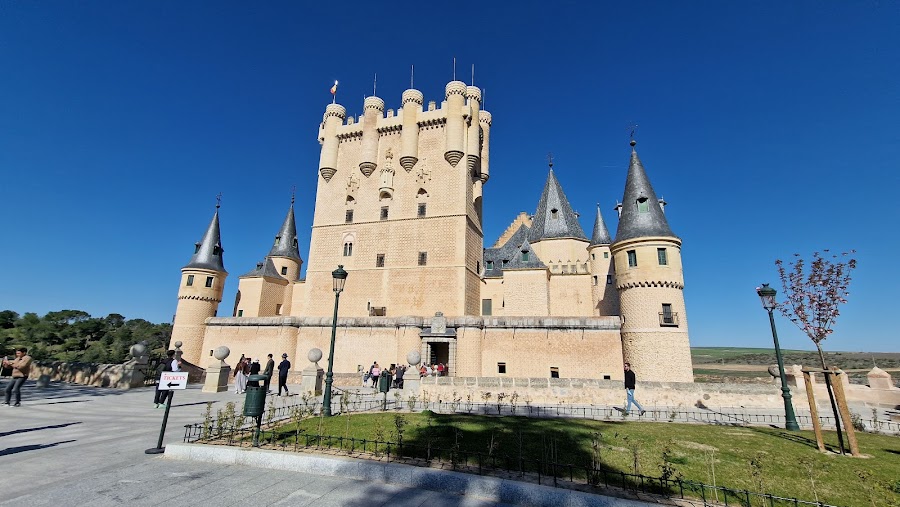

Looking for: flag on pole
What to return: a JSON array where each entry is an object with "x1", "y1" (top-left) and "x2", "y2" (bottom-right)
[{"x1": 330, "y1": 80, "x2": 338, "y2": 95}]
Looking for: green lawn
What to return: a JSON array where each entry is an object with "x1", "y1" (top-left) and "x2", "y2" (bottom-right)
[{"x1": 259, "y1": 412, "x2": 900, "y2": 507}]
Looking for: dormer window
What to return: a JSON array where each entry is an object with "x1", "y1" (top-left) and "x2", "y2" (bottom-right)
[
  {"x1": 550, "y1": 208, "x2": 559, "y2": 219},
  {"x1": 292, "y1": 238, "x2": 298, "y2": 248},
  {"x1": 212, "y1": 245, "x2": 221, "y2": 256},
  {"x1": 194, "y1": 242, "x2": 201, "y2": 254},
  {"x1": 522, "y1": 250, "x2": 530, "y2": 262},
  {"x1": 486, "y1": 260, "x2": 494, "y2": 270},
  {"x1": 273, "y1": 235, "x2": 281, "y2": 246},
  {"x1": 637, "y1": 197, "x2": 650, "y2": 213}
]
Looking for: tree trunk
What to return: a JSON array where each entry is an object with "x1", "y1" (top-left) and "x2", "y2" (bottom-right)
[{"x1": 816, "y1": 343, "x2": 827, "y2": 369}]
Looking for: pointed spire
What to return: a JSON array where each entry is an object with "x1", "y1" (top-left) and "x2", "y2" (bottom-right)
[
  {"x1": 268, "y1": 197, "x2": 301, "y2": 260},
  {"x1": 614, "y1": 142, "x2": 676, "y2": 243},
  {"x1": 239, "y1": 257, "x2": 285, "y2": 279},
  {"x1": 590, "y1": 203, "x2": 612, "y2": 246},
  {"x1": 505, "y1": 238, "x2": 546, "y2": 269},
  {"x1": 184, "y1": 206, "x2": 226, "y2": 273},
  {"x1": 528, "y1": 169, "x2": 588, "y2": 242}
]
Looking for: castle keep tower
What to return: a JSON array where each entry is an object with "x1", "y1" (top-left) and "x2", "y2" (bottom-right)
[
  {"x1": 171, "y1": 206, "x2": 227, "y2": 365},
  {"x1": 611, "y1": 141, "x2": 693, "y2": 382},
  {"x1": 302, "y1": 81, "x2": 489, "y2": 317}
]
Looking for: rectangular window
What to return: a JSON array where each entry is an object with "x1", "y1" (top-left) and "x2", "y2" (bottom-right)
[
  {"x1": 603, "y1": 375, "x2": 611, "y2": 380},
  {"x1": 522, "y1": 251, "x2": 529, "y2": 262},
  {"x1": 591, "y1": 253, "x2": 595, "y2": 260},
  {"x1": 186, "y1": 274, "x2": 194, "y2": 286},
  {"x1": 482, "y1": 299, "x2": 492, "y2": 316},
  {"x1": 627, "y1": 250, "x2": 637, "y2": 267},
  {"x1": 237, "y1": 310, "x2": 243, "y2": 317},
  {"x1": 603, "y1": 252, "x2": 609, "y2": 259},
  {"x1": 497, "y1": 362, "x2": 506, "y2": 374},
  {"x1": 486, "y1": 260, "x2": 493, "y2": 270},
  {"x1": 380, "y1": 206, "x2": 389, "y2": 220},
  {"x1": 376, "y1": 254, "x2": 385, "y2": 267},
  {"x1": 660, "y1": 303, "x2": 678, "y2": 326},
  {"x1": 418, "y1": 252, "x2": 428, "y2": 266},
  {"x1": 657, "y1": 248, "x2": 668, "y2": 265},
  {"x1": 592, "y1": 275, "x2": 598, "y2": 286},
  {"x1": 205, "y1": 276, "x2": 214, "y2": 288},
  {"x1": 275, "y1": 304, "x2": 283, "y2": 315},
  {"x1": 417, "y1": 203, "x2": 426, "y2": 217},
  {"x1": 345, "y1": 210, "x2": 354, "y2": 223},
  {"x1": 550, "y1": 367, "x2": 560, "y2": 379},
  {"x1": 606, "y1": 274, "x2": 613, "y2": 284},
  {"x1": 281, "y1": 266, "x2": 288, "y2": 275}
]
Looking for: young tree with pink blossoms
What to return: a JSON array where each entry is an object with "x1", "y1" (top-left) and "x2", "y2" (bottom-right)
[{"x1": 775, "y1": 250, "x2": 857, "y2": 369}]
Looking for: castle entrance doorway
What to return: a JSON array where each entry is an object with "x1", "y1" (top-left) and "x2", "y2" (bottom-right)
[
  {"x1": 420, "y1": 338, "x2": 456, "y2": 377},
  {"x1": 430, "y1": 343, "x2": 450, "y2": 372}
]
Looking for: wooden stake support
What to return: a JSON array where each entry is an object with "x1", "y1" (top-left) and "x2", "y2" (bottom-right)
[{"x1": 802, "y1": 371, "x2": 826, "y2": 452}]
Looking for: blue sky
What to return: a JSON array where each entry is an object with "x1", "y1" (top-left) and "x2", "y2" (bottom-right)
[{"x1": 1, "y1": 2, "x2": 898, "y2": 352}]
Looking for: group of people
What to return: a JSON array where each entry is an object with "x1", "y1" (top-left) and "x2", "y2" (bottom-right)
[
  {"x1": 418, "y1": 362, "x2": 448, "y2": 378},
  {"x1": 233, "y1": 353, "x2": 292, "y2": 396},
  {"x1": 2, "y1": 347, "x2": 32, "y2": 407},
  {"x1": 364, "y1": 362, "x2": 408, "y2": 389}
]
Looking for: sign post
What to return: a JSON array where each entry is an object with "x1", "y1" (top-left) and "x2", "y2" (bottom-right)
[{"x1": 145, "y1": 371, "x2": 189, "y2": 454}]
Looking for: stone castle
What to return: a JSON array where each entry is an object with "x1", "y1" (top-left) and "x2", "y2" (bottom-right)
[{"x1": 170, "y1": 79, "x2": 694, "y2": 383}]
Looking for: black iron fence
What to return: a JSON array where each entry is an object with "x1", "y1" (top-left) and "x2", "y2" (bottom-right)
[{"x1": 183, "y1": 422, "x2": 838, "y2": 507}]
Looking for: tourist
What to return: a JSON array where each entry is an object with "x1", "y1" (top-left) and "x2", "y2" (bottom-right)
[
  {"x1": 437, "y1": 362, "x2": 445, "y2": 376},
  {"x1": 621, "y1": 362, "x2": 645, "y2": 416},
  {"x1": 234, "y1": 357, "x2": 248, "y2": 394},
  {"x1": 247, "y1": 358, "x2": 261, "y2": 387},
  {"x1": 425, "y1": 364, "x2": 432, "y2": 377},
  {"x1": 370, "y1": 362, "x2": 381, "y2": 388},
  {"x1": 2, "y1": 348, "x2": 32, "y2": 407},
  {"x1": 153, "y1": 349, "x2": 177, "y2": 408},
  {"x1": 263, "y1": 354, "x2": 275, "y2": 393},
  {"x1": 395, "y1": 364, "x2": 405, "y2": 389},
  {"x1": 419, "y1": 364, "x2": 426, "y2": 378},
  {"x1": 277, "y1": 353, "x2": 291, "y2": 396}
]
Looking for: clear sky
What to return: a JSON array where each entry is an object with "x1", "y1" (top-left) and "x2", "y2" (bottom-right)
[{"x1": 1, "y1": 2, "x2": 898, "y2": 352}]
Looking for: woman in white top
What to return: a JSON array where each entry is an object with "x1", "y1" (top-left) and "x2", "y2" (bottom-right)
[{"x1": 234, "y1": 358, "x2": 249, "y2": 394}]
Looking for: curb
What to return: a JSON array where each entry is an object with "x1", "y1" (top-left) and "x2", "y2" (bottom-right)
[{"x1": 164, "y1": 443, "x2": 654, "y2": 507}]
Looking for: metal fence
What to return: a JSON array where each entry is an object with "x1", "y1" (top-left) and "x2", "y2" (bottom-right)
[{"x1": 183, "y1": 422, "x2": 838, "y2": 507}]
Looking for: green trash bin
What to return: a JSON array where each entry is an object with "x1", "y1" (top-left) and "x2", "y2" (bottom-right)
[
  {"x1": 243, "y1": 375, "x2": 268, "y2": 417},
  {"x1": 378, "y1": 372, "x2": 393, "y2": 393}
]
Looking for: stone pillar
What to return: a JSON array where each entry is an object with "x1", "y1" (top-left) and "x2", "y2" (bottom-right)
[
  {"x1": 121, "y1": 343, "x2": 149, "y2": 389},
  {"x1": 403, "y1": 350, "x2": 422, "y2": 393},
  {"x1": 300, "y1": 348, "x2": 324, "y2": 395},
  {"x1": 202, "y1": 346, "x2": 232, "y2": 393}
]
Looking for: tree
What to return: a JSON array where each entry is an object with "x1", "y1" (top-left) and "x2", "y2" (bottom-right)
[{"x1": 775, "y1": 250, "x2": 857, "y2": 369}]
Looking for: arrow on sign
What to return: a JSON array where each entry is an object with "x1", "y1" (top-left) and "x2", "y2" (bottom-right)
[{"x1": 167, "y1": 382, "x2": 179, "y2": 388}]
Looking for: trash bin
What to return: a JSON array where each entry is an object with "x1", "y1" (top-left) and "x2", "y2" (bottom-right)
[
  {"x1": 243, "y1": 375, "x2": 268, "y2": 417},
  {"x1": 378, "y1": 372, "x2": 393, "y2": 393}
]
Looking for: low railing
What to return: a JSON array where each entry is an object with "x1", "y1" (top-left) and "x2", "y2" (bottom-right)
[{"x1": 185, "y1": 427, "x2": 838, "y2": 507}]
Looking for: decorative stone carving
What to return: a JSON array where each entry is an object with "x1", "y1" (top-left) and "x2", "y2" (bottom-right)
[
  {"x1": 308, "y1": 348, "x2": 323, "y2": 365},
  {"x1": 213, "y1": 346, "x2": 230, "y2": 362},
  {"x1": 407, "y1": 350, "x2": 421, "y2": 366}
]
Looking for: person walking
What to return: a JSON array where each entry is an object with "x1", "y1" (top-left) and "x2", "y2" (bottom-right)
[
  {"x1": 153, "y1": 350, "x2": 177, "y2": 408},
  {"x1": 621, "y1": 362, "x2": 645, "y2": 416},
  {"x1": 277, "y1": 353, "x2": 291, "y2": 396},
  {"x1": 370, "y1": 362, "x2": 380, "y2": 388},
  {"x1": 263, "y1": 354, "x2": 275, "y2": 393},
  {"x1": 2, "y1": 348, "x2": 32, "y2": 407}
]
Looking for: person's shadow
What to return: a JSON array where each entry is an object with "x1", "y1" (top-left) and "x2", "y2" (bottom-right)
[{"x1": 0, "y1": 440, "x2": 76, "y2": 456}]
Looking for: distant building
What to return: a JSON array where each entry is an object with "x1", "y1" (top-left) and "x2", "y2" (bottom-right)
[{"x1": 170, "y1": 79, "x2": 693, "y2": 383}]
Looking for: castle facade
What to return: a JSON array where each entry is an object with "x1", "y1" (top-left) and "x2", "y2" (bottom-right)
[{"x1": 170, "y1": 79, "x2": 694, "y2": 383}]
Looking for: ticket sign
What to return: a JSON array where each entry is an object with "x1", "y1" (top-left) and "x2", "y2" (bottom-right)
[{"x1": 158, "y1": 371, "x2": 188, "y2": 390}]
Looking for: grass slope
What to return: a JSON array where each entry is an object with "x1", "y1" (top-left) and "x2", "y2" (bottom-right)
[{"x1": 275, "y1": 412, "x2": 900, "y2": 507}]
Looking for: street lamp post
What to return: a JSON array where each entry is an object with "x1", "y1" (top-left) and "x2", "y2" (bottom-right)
[
  {"x1": 756, "y1": 283, "x2": 801, "y2": 431},
  {"x1": 323, "y1": 265, "x2": 348, "y2": 417}
]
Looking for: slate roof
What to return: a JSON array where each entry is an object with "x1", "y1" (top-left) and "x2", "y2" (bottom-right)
[
  {"x1": 268, "y1": 203, "x2": 302, "y2": 261},
  {"x1": 239, "y1": 257, "x2": 286, "y2": 280},
  {"x1": 614, "y1": 146, "x2": 677, "y2": 243},
  {"x1": 483, "y1": 224, "x2": 530, "y2": 277},
  {"x1": 527, "y1": 169, "x2": 588, "y2": 243},
  {"x1": 589, "y1": 204, "x2": 612, "y2": 246},
  {"x1": 183, "y1": 210, "x2": 227, "y2": 273},
  {"x1": 501, "y1": 239, "x2": 546, "y2": 270}
]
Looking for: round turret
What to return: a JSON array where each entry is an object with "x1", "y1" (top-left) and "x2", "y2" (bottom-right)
[
  {"x1": 319, "y1": 104, "x2": 346, "y2": 182},
  {"x1": 444, "y1": 81, "x2": 467, "y2": 166},
  {"x1": 400, "y1": 89, "x2": 424, "y2": 171},
  {"x1": 359, "y1": 96, "x2": 385, "y2": 177},
  {"x1": 401, "y1": 89, "x2": 424, "y2": 106}
]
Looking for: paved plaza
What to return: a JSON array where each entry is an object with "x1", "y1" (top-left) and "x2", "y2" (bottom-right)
[{"x1": 0, "y1": 381, "x2": 520, "y2": 506}]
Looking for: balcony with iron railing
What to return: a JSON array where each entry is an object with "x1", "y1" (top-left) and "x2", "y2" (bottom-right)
[{"x1": 659, "y1": 312, "x2": 679, "y2": 327}]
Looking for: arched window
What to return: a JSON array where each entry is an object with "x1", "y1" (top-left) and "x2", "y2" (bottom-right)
[
  {"x1": 346, "y1": 195, "x2": 355, "y2": 205},
  {"x1": 343, "y1": 242, "x2": 353, "y2": 256}
]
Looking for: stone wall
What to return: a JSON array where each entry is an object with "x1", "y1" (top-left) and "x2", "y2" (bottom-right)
[{"x1": 28, "y1": 360, "x2": 147, "y2": 389}]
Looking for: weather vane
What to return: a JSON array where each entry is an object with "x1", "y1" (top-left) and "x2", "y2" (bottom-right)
[
  {"x1": 215, "y1": 192, "x2": 222, "y2": 209},
  {"x1": 291, "y1": 185, "x2": 296, "y2": 205},
  {"x1": 547, "y1": 152, "x2": 554, "y2": 169}
]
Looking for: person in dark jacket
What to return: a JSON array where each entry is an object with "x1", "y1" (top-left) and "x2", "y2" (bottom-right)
[
  {"x1": 153, "y1": 350, "x2": 176, "y2": 408},
  {"x1": 621, "y1": 362, "x2": 645, "y2": 416},
  {"x1": 247, "y1": 359, "x2": 262, "y2": 387},
  {"x1": 263, "y1": 354, "x2": 275, "y2": 393},
  {"x1": 277, "y1": 354, "x2": 291, "y2": 396}
]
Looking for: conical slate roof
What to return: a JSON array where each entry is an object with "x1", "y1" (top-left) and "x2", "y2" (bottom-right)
[
  {"x1": 240, "y1": 257, "x2": 286, "y2": 280},
  {"x1": 528, "y1": 169, "x2": 588, "y2": 242},
  {"x1": 268, "y1": 202, "x2": 301, "y2": 260},
  {"x1": 614, "y1": 145, "x2": 676, "y2": 242},
  {"x1": 590, "y1": 204, "x2": 612, "y2": 246},
  {"x1": 183, "y1": 210, "x2": 227, "y2": 273}
]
